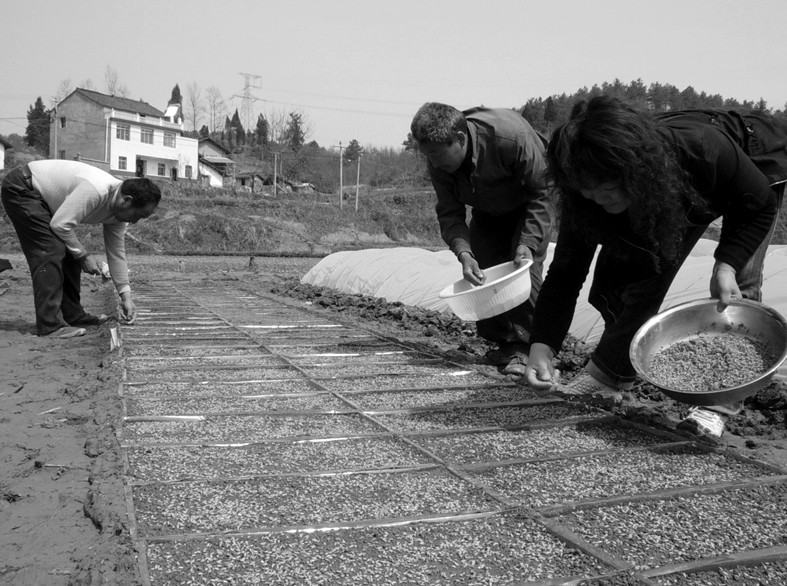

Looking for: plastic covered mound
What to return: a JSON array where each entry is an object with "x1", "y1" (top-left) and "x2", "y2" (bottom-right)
[
  {"x1": 301, "y1": 248, "x2": 462, "y2": 313},
  {"x1": 301, "y1": 240, "x2": 787, "y2": 354}
]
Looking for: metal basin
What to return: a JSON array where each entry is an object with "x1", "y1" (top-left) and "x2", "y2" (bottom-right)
[{"x1": 630, "y1": 298, "x2": 787, "y2": 406}]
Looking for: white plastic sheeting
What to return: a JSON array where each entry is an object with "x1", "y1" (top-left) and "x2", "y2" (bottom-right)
[
  {"x1": 301, "y1": 248, "x2": 463, "y2": 313},
  {"x1": 301, "y1": 240, "x2": 787, "y2": 346}
]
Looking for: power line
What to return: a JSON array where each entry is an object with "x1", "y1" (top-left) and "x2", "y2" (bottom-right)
[
  {"x1": 252, "y1": 97, "x2": 411, "y2": 118},
  {"x1": 257, "y1": 86, "x2": 421, "y2": 107}
]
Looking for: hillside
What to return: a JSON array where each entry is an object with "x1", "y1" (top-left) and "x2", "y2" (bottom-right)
[
  {"x1": 0, "y1": 183, "x2": 446, "y2": 257},
  {"x1": 1, "y1": 181, "x2": 785, "y2": 258}
]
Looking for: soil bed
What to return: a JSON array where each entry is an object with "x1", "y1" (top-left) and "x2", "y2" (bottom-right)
[{"x1": 2, "y1": 252, "x2": 787, "y2": 584}]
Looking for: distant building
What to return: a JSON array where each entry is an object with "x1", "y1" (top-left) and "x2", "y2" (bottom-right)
[
  {"x1": 49, "y1": 88, "x2": 198, "y2": 180},
  {"x1": 198, "y1": 138, "x2": 234, "y2": 187},
  {"x1": 235, "y1": 171, "x2": 267, "y2": 192},
  {"x1": 0, "y1": 136, "x2": 11, "y2": 170}
]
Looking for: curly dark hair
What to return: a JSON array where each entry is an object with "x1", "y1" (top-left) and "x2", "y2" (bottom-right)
[{"x1": 547, "y1": 96, "x2": 708, "y2": 265}]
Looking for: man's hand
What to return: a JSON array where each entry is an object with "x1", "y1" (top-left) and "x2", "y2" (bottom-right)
[
  {"x1": 513, "y1": 245, "x2": 533, "y2": 268},
  {"x1": 79, "y1": 254, "x2": 102, "y2": 276},
  {"x1": 459, "y1": 251, "x2": 485, "y2": 286},
  {"x1": 119, "y1": 292, "x2": 137, "y2": 324},
  {"x1": 710, "y1": 261, "x2": 739, "y2": 312},
  {"x1": 525, "y1": 342, "x2": 561, "y2": 391}
]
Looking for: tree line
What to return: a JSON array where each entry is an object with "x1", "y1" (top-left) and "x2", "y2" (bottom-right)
[{"x1": 519, "y1": 78, "x2": 787, "y2": 135}]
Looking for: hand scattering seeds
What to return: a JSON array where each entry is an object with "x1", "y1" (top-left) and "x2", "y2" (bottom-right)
[{"x1": 648, "y1": 333, "x2": 775, "y2": 391}]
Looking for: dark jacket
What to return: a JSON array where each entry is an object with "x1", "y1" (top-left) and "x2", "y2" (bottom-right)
[
  {"x1": 530, "y1": 110, "x2": 786, "y2": 353},
  {"x1": 427, "y1": 107, "x2": 554, "y2": 257}
]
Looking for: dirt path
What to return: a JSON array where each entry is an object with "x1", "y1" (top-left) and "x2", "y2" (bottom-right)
[{"x1": 0, "y1": 256, "x2": 136, "y2": 585}]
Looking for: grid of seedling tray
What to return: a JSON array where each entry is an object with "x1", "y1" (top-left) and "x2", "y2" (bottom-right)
[{"x1": 119, "y1": 283, "x2": 787, "y2": 585}]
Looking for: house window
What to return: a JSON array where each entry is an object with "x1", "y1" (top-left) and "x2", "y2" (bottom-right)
[
  {"x1": 185, "y1": 165, "x2": 192, "y2": 179},
  {"x1": 141, "y1": 128, "x2": 154, "y2": 144},
  {"x1": 58, "y1": 150, "x2": 66, "y2": 159},
  {"x1": 116, "y1": 123, "x2": 130, "y2": 141},
  {"x1": 163, "y1": 132, "x2": 176, "y2": 147},
  {"x1": 119, "y1": 156, "x2": 127, "y2": 170},
  {"x1": 59, "y1": 117, "x2": 66, "y2": 128},
  {"x1": 157, "y1": 163, "x2": 166, "y2": 176}
]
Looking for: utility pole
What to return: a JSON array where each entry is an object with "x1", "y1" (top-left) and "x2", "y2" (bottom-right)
[
  {"x1": 52, "y1": 106, "x2": 57, "y2": 159},
  {"x1": 336, "y1": 142, "x2": 344, "y2": 210},
  {"x1": 355, "y1": 155, "x2": 361, "y2": 212},
  {"x1": 273, "y1": 151, "x2": 277, "y2": 196}
]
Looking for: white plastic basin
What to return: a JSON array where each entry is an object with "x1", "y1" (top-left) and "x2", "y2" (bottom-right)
[{"x1": 438, "y1": 260, "x2": 532, "y2": 321}]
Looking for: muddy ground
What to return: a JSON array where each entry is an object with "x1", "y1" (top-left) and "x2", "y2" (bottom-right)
[{"x1": 1, "y1": 253, "x2": 785, "y2": 585}]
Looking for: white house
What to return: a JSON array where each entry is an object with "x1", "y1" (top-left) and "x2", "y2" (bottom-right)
[
  {"x1": 50, "y1": 88, "x2": 198, "y2": 181},
  {"x1": 0, "y1": 136, "x2": 11, "y2": 170},
  {"x1": 198, "y1": 137, "x2": 234, "y2": 187}
]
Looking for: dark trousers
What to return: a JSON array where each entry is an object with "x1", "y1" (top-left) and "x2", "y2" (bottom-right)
[
  {"x1": 589, "y1": 184, "x2": 785, "y2": 385},
  {"x1": 469, "y1": 206, "x2": 549, "y2": 346},
  {"x1": 1, "y1": 166, "x2": 85, "y2": 335}
]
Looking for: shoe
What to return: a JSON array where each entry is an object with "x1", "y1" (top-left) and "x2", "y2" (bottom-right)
[
  {"x1": 677, "y1": 407, "x2": 727, "y2": 438},
  {"x1": 43, "y1": 326, "x2": 87, "y2": 339},
  {"x1": 485, "y1": 345, "x2": 513, "y2": 366},
  {"x1": 69, "y1": 313, "x2": 109, "y2": 326},
  {"x1": 487, "y1": 342, "x2": 529, "y2": 367},
  {"x1": 502, "y1": 352, "x2": 528, "y2": 376},
  {"x1": 552, "y1": 372, "x2": 624, "y2": 407}
]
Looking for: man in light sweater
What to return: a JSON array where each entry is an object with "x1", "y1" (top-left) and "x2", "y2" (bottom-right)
[{"x1": 1, "y1": 160, "x2": 160, "y2": 338}]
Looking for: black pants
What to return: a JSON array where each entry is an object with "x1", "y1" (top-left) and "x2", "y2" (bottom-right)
[
  {"x1": 469, "y1": 206, "x2": 549, "y2": 346},
  {"x1": 1, "y1": 166, "x2": 86, "y2": 335}
]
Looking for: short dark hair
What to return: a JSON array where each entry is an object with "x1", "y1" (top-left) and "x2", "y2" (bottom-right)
[
  {"x1": 120, "y1": 178, "x2": 162, "y2": 207},
  {"x1": 410, "y1": 102, "x2": 468, "y2": 145}
]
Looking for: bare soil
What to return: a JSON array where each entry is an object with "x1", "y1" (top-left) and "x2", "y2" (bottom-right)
[{"x1": 1, "y1": 253, "x2": 785, "y2": 584}]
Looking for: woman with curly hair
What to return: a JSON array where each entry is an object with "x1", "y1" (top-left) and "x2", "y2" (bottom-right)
[{"x1": 525, "y1": 96, "x2": 787, "y2": 438}]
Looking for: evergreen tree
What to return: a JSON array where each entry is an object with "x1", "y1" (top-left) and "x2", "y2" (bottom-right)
[
  {"x1": 25, "y1": 97, "x2": 50, "y2": 155},
  {"x1": 543, "y1": 97, "x2": 558, "y2": 134},
  {"x1": 344, "y1": 139, "x2": 363, "y2": 162},
  {"x1": 521, "y1": 98, "x2": 545, "y2": 128},
  {"x1": 230, "y1": 109, "x2": 245, "y2": 146},
  {"x1": 282, "y1": 112, "x2": 305, "y2": 150},
  {"x1": 169, "y1": 84, "x2": 182, "y2": 105},
  {"x1": 255, "y1": 114, "x2": 269, "y2": 148},
  {"x1": 680, "y1": 86, "x2": 700, "y2": 109},
  {"x1": 198, "y1": 125, "x2": 210, "y2": 138}
]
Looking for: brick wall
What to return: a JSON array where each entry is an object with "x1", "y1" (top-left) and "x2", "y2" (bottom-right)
[{"x1": 50, "y1": 96, "x2": 107, "y2": 162}]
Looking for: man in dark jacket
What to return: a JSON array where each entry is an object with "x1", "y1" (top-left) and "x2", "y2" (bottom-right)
[{"x1": 410, "y1": 103, "x2": 555, "y2": 375}]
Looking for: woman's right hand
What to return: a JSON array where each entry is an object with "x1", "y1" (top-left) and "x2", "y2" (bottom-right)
[
  {"x1": 709, "y1": 261, "x2": 739, "y2": 312},
  {"x1": 525, "y1": 342, "x2": 561, "y2": 391},
  {"x1": 459, "y1": 251, "x2": 485, "y2": 286}
]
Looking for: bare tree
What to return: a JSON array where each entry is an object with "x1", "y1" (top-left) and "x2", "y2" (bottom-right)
[
  {"x1": 266, "y1": 107, "x2": 293, "y2": 144},
  {"x1": 205, "y1": 86, "x2": 226, "y2": 133},
  {"x1": 184, "y1": 81, "x2": 205, "y2": 132},
  {"x1": 80, "y1": 78, "x2": 95, "y2": 90},
  {"x1": 51, "y1": 79, "x2": 74, "y2": 107},
  {"x1": 104, "y1": 66, "x2": 129, "y2": 97}
]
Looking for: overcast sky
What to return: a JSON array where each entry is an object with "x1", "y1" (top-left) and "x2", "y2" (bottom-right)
[{"x1": 2, "y1": 0, "x2": 787, "y2": 150}]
